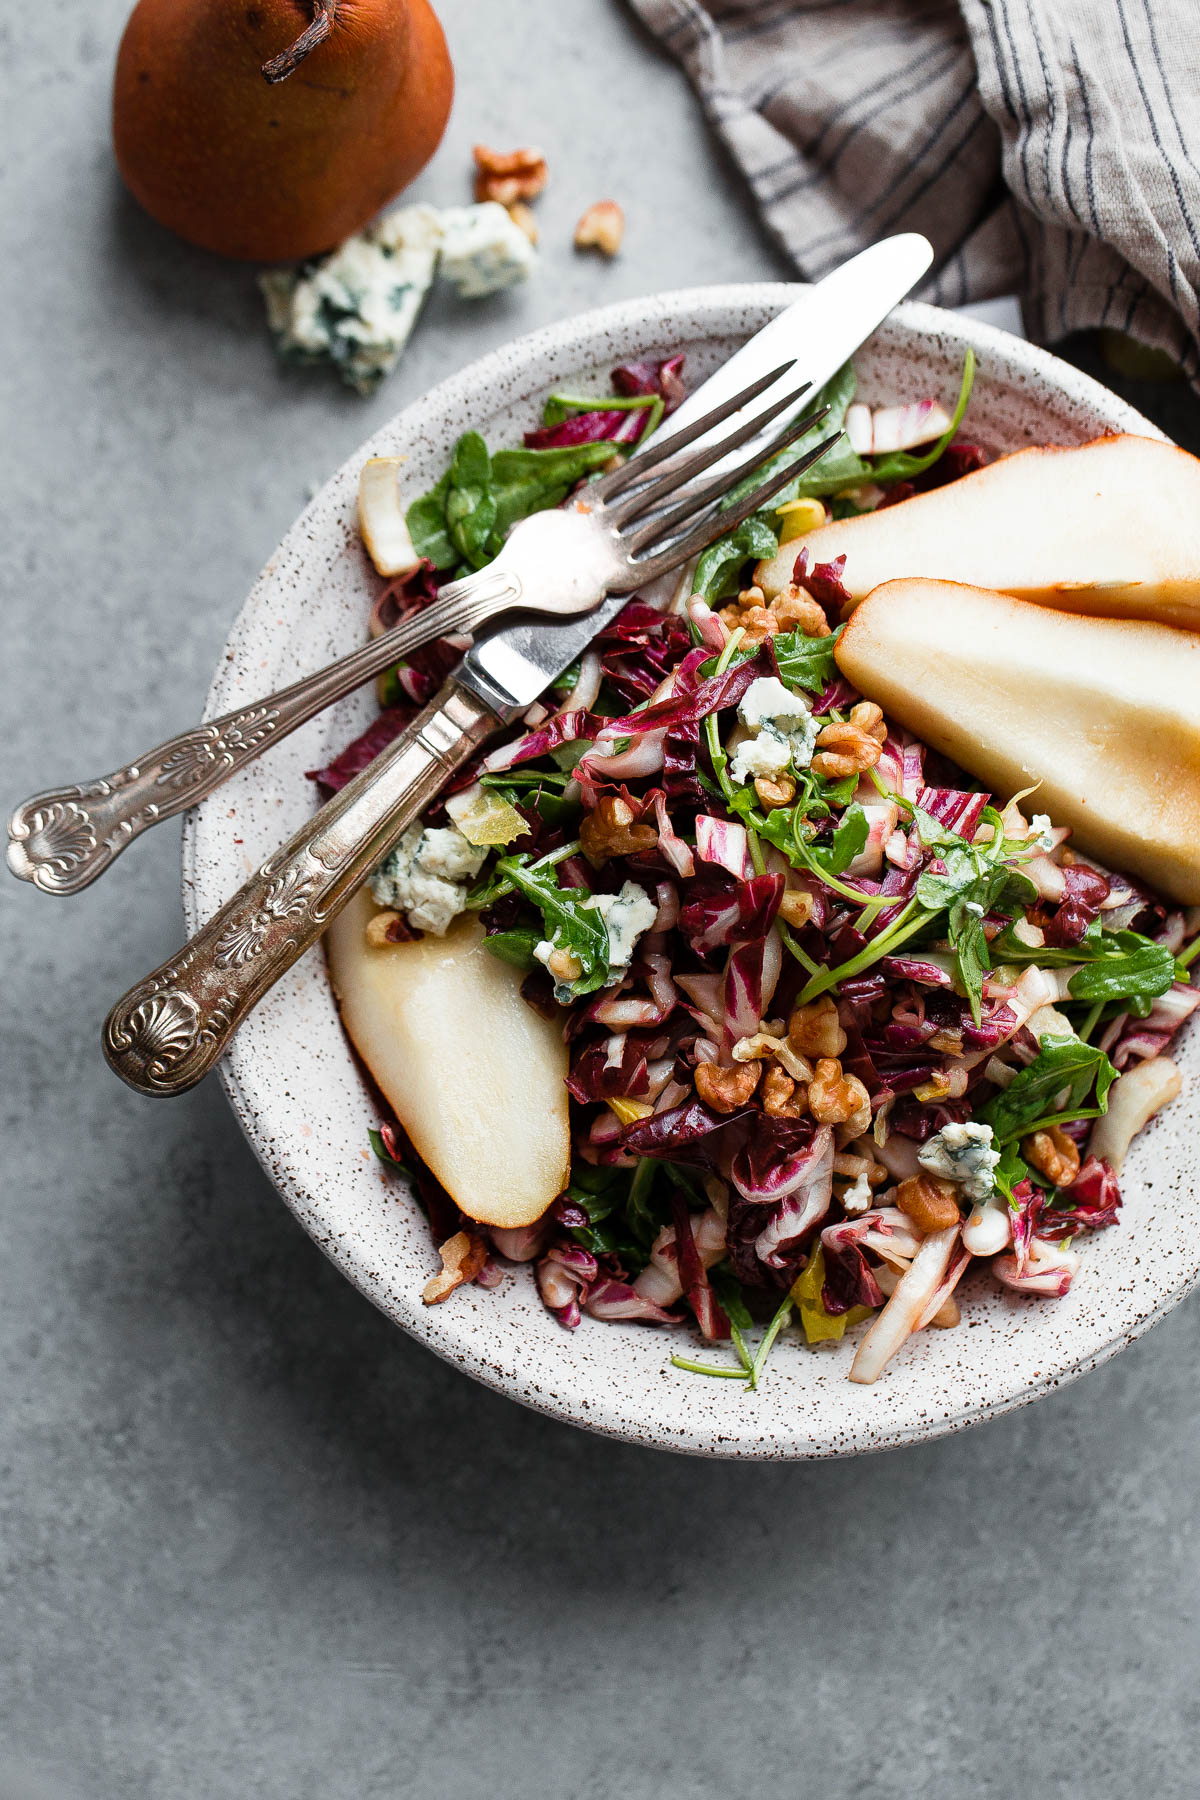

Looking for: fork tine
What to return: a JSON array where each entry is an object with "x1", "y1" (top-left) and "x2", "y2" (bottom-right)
[
  {"x1": 588, "y1": 362, "x2": 804, "y2": 502},
  {"x1": 626, "y1": 432, "x2": 844, "y2": 585},
  {"x1": 605, "y1": 384, "x2": 821, "y2": 529},
  {"x1": 620, "y1": 403, "x2": 829, "y2": 551}
]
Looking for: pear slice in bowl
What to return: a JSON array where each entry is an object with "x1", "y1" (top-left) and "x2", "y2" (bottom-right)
[
  {"x1": 325, "y1": 891, "x2": 570, "y2": 1228},
  {"x1": 756, "y1": 435, "x2": 1200, "y2": 631},
  {"x1": 835, "y1": 577, "x2": 1200, "y2": 904}
]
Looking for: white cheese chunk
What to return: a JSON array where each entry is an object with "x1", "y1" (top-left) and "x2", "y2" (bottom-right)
[
  {"x1": 589, "y1": 881, "x2": 658, "y2": 980},
  {"x1": 371, "y1": 822, "x2": 488, "y2": 936},
  {"x1": 728, "y1": 676, "x2": 817, "y2": 786},
  {"x1": 260, "y1": 203, "x2": 443, "y2": 394},
  {"x1": 437, "y1": 203, "x2": 537, "y2": 298},
  {"x1": 917, "y1": 1120, "x2": 1001, "y2": 1203}
]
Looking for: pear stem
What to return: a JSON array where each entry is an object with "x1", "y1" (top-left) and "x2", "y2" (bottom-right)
[{"x1": 262, "y1": 2, "x2": 338, "y2": 85}]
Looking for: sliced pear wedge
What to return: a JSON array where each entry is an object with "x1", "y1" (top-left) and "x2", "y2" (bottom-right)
[
  {"x1": 357, "y1": 456, "x2": 422, "y2": 579},
  {"x1": 835, "y1": 579, "x2": 1200, "y2": 904},
  {"x1": 756, "y1": 435, "x2": 1200, "y2": 632},
  {"x1": 326, "y1": 891, "x2": 570, "y2": 1227}
]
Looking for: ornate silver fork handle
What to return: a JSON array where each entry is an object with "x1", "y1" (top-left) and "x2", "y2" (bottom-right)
[
  {"x1": 7, "y1": 567, "x2": 523, "y2": 897},
  {"x1": 103, "y1": 676, "x2": 498, "y2": 1097}
]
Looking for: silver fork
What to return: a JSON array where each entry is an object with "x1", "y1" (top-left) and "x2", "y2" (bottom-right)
[
  {"x1": 99, "y1": 378, "x2": 842, "y2": 1096},
  {"x1": 8, "y1": 363, "x2": 824, "y2": 897}
]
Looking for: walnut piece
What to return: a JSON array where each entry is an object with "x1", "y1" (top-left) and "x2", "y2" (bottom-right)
[
  {"x1": 695, "y1": 1059, "x2": 761, "y2": 1114},
  {"x1": 575, "y1": 200, "x2": 625, "y2": 256},
  {"x1": 580, "y1": 795, "x2": 658, "y2": 866},
  {"x1": 473, "y1": 144, "x2": 549, "y2": 206},
  {"x1": 895, "y1": 1172, "x2": 963, "y2": 1234},
  {"x1": 754, "y1": 773, "x2": 797, "y2": 810},
  {"x1": 422, "y1": 1231, "x2": 488, "y2": 1305},
  {"x1": 788, "y1": 996, "x2": 847, "y2": 1061},
  {"x1": 811, "y1": 703, "x2": 887, "y2": 779},
  {"x1": 506, "y1": 201, "x2": 539, "y2": 244},
  {"x1": 761, "y1": 1063, "x2": 807, "y2": 1118},
  {"x1": 772, "y1": 585, "x2": 832, "y2": 637},
  {"x1": 807, "y1": 1057, "x2": 871, "y2": 1130},
  {"x1": 1021, "y1": 1124, "x2": 1081, "y2": 1187}
]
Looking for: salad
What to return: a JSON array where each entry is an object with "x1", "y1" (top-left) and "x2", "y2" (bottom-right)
[{"x1": 318, "y1": 351, "x2": 1199, "y2": 1388}]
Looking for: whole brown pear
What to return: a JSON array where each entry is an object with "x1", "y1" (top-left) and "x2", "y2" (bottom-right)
[{"x1": 113, "y1": 0, "x2": 454, "y2": 262}]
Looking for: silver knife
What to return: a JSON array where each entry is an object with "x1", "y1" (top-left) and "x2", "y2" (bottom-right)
[{"x1": 103, "y1": 234, "x2": 933, "y2": 1095}]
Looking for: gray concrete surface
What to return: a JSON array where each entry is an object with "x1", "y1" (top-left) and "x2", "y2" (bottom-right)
[{"x1": 3, "y1": 4, "x2": 1199, "y2": 1797}]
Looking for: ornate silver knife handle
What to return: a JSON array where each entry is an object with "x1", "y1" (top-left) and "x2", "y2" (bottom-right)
[
  {"x1": 102, "y1": 678, "x2": 498, "y2": 1097},
  {"x1": 7, "y1": 572, "x2": 519, "y2": 897}
]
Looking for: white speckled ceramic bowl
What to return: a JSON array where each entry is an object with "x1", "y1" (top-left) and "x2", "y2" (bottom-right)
[{"x1": 183, "y1": 285, "x2": 1196, "y2": 1459}]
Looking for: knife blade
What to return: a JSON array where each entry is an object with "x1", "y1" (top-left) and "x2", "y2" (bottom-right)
[{"x1": 460, "y1": 233, "x2": 933, "y2": 716}]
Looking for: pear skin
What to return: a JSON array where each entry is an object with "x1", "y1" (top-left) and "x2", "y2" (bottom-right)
[
  {"x1": 326, "y1": 891, "x2": 570, "y2": 1228},
  {"x1": 114, "y1": 0, "x2": 453, "y2": 261},
  {"x1": 757, "y1": 436, "x2": 1200, "y2": 633},
  {"x1": 835, "y1": 579, "x2": 1200, "y2": 904}
]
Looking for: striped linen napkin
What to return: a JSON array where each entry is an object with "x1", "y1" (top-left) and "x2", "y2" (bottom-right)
[{"x1": 626, "y1": 0, "x2": 1200, "y2": 388}]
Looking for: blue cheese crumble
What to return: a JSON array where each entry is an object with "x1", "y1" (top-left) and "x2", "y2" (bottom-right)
[
  {"x1": 534, "y1": 881, "x2": 658, "y2": 1005},
  {"x1": 437, "y1": 203, "x2": 537, "y2": 298},
  {"x1": 261, "y1": 202, "x2": 537, "y2": 392},
  {"x1": 917, "y1": 1121, "x2": 1000, "y2": 1203},
  {"x1": 260, "y1": 204, "x2": 443, "y2": 394},
  {"x1": 729, "y1": 676, "x2": 817, "y2": 785},
  {"x1": 591, "y1": 881, "x2": 658, "y2": 977},
  {"x1": 371, "y1": 823, "x2": 487, "y2": 936}
]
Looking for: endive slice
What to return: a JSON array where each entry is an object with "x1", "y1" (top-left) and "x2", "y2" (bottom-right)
[
  {"x1": 326, "y1": 891, "x2": 570, "y2": 1226},
  {"x1": 755, "y1": 435, "x2": 1200, "y2": 632},
  {"x1": 357, "y1": 456, "x2": 422, "y2": 579},
  {"x1": 835, "y1": 579, "x2": 1200, "y2": 904}
]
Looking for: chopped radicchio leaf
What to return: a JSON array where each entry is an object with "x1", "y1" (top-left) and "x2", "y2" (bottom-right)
[
  {"x1": 1043, "y1": 863, "x2": 1111, "y2": 948},
  {"x1": 308, "y1": 707, "x2": 413, "y2": 793}
]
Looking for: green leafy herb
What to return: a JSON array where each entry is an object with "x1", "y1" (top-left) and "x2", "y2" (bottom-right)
[
  {"x1": 481, "y1": 928, "x2": 541, "y2": 971},
  {"x1": 1066, "y1": 937, "x2": 1176, "y2": 1004},
  {"x1": 493, "y1": 852, "x2": 611, "y2": 999},
  {"x1": 693, "y1": 515, "x2": 780, "y2": 603},
  {"x1": 369, "y1": 1127, "x2": 412, "y2": 1178},
  {"x1": 992, "y1": 1139, "x2": 1032, "y2": 1208},
  {"x1": 541, "y1": 390, "x2": 664, "y2": 438},
  {"x1": 405, "y1": 434, "x2": 619, "y2": 576},
  {"x1": 722, "y1": 362, "x2": 860, "y2": 508},
  {"x1": 805, "y1": 802, "x2": 869, "y2": 879},
  {"x1": 772, "y1": 627, "x2": 843, "y2": 695},
  {"x1": 405, "y1": 466, "x2": 456, "y2": 568},
  {"x1": 867, "y1": 349, "x2": 976, "y2": 484},
  {"x1": 981, "y1": 1033, "x2": 1117, "y2": 1143}
]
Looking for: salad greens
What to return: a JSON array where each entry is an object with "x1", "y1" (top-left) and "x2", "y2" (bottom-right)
[{"x1": 349, "y1": 340, "x2": 1199, "y2": 1394}]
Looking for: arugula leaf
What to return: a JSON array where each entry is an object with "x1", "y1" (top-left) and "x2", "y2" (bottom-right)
[
  {"x1": 494, "y1": 853, "x2": 611, "y2": 998},
  {"x1": 1066, "y1": 938, "x2": 1176, "y2": 1003},
  {"x1": 369, "y1": 1127, "x2": 412, "y2": 1178},
  {"x1": 722, "y1": 362, "x2": 860, "y2": 508},
  {"x1": 489, "y1": 442, "x2": 621, "y2": 544},
  {"x1": 693, "y1": 515, "x2": 781, "y2": 603},
  {"x1": 989, "y1": 922, "x2": 1177, "y2": 1005},
  {"x1": 405, "y1": 436, "x2": 618, "y2": 576},
  {"x1": 772, "y1": 627, "x2": 842, "y2": 694},
  {"x1": 444, "y1": 431, "x2": 496, "y2": 568},
  {"x1": 565, "y1": 1164, "x2": 647, "y2": 1265},
  {"x1": 914, "y1": 838, "x2": 1036, "y2": 1023},
  {"x1": 405, "y1": 466, "x2": 456, "y2": 569},
  {"x1": 481, "y1": 928, "x2": 541, "y2": 971},
  {"x1": 991, "y1": 1139, "x2": 1032, "y2": 1208},
  {"x1": 807, "y1": 803, "x2": 869, "y2": 878},
  {"x1": 867, "y1": 349, "x2": 976, "y2": 484},
  {"x1": 982, "y1": 1033, "x2": 1117, "y2": 1143}
]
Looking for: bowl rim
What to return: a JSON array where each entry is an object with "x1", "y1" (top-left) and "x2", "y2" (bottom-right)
[{"x1": 183, "y1": 281, "x2": 1185, "y2": 1460}]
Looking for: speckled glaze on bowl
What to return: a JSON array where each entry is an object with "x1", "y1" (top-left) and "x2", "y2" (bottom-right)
[{"x1": 183, "y1": 285, "x2": 1195, "y2": 1459}]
